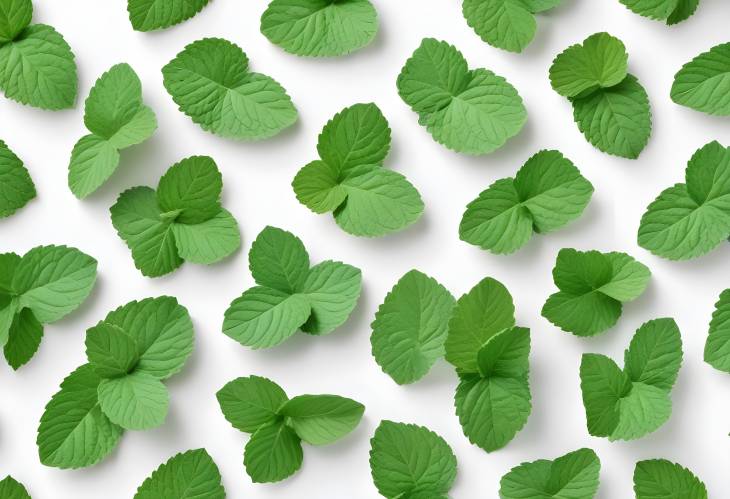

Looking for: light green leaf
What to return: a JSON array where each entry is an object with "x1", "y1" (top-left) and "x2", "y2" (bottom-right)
[
  {"x1": 292, "y1": 160, "x2": 348, "y2": 213},
  {"x1": 216, "y1": 375, "x2": 288, "y2": 434},
  {"x1": 624, "y1": 318, "x2": 682, "y2": 391},
  {"x1": 172, "y1": 209, "x2": 240, "y2": 264},
  {"x1": 85, "y1": 323, "x2": 139, "y2": 379},
  {"x1": 0, "y1": 0, "x2": 32, "y2": 44},
  {"x1": 298, "y1": 260, "x2": 362, "y2": 334},
  {"x1": 98, "y1": 371, "x2": 169, "y2": 430},
  {"x1": 610, "y1": 382, "x2": 672, "y2": 441},
  {"x1": 128, "y1": 0, "x2": 211, "y2": 32},
  {"x1": 280, "y1": 394, "x2": 364, "y2": 445},
  {"x1": 3, "y1": 306, "x2": 41, "y2": 370},
  {"x1": 369, "y1": 420, "x2": 457, "y2": 499},
  {"x1": 0, "y1": 475, "x2": 31, "y2": 499},
  {"x1": 579, "y1": 353, "x2": 631, "y2": 438},
  {"x1": 261, "y1": 0, "x2": 378, "y2": 57},
  {"x1": 476, "y1": 326, "x2": 530, "y2": 379},
  {"x1": 248, "y1": 225, "x2": 310, "y2": 293},
  {"x1": 134, "y1": 448, "x2": 225, "y2": 499},
  {"x1": 156, "y1": 156, "x2": 222, "y2": 224},
  {"x1": 370, "y1": 270, "x2": 455, "y2": 385},
  {"x1": 671, "y1": 42, "x2": 730, "y2": 116},
  {"x1": 462, "y1": 0, "x2": 536, "y2": 53},
  {"x1": 68, "y1": 135, "x2": 121, "y2": 199},
  {"x1": 37, "y1": 364, "x2": 123, "y2": 469},
  {"x1": 397, "y1": 38, "x2": 526, "y2": 155},
  {"x1": 162, "y1": 37, "x2": 297, "y2": 140},
  {"x1": 244, "y1": 422, "x2": 303, "y2": 483},
  {"x1": 704, "y1": 289, "x2": 730, "y2": 372},
  {"x1": 0, "y1": 138, "x2": 35, "y2": 218},
  {"x1": 619, "y1": 0, "x2": 681, "y2": 21},
  {"x1": 634, "y1": 459, "x2": 708, "y2": 499}
]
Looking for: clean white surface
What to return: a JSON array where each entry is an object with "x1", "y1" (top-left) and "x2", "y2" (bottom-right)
[{"x1": 2, "y1": 1, "x2": 730, "y2": 497}]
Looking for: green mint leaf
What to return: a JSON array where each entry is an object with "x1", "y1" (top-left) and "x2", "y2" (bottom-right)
[
  {"x1": 397, "y1": 38, "x2": 527, "y2": 155},
  {"x1": 619, "y1": 0, "x2": 697, "y2": 24},
  {"x1": 541, "y1": 248, "x2": 650, "y2": 337},
  {"x1": 162, "y1": 37, "x2": 297, "y2": 140},
  {"x1": 369, "y1": 420, "x2": 457, "y2": 499},
  {"x1": 244, "y1": 421, "x2": 303, "y2": 483},
  {"x1": 260, "y1": 0, "x2": 378, "y2": 57},
  {"x1": 134, "y1": 448, "x2": 225, "y2": 499},
  {"x1": 127, "y1": 0, "x2": 211, "y2": 32},
  {"x1": 84, "y1": 323, "x2": 139, "y2": 378},
  {"x1": 111, "y1": 157, "x2": 240, "y2": 276},
  {"x1": 69, "y1": 63, "x2": 156, "y2": 199},
  {"x1": 280, "y1": 394, "x2": 365, "y2": 445},
  {"x1": 0, "y1": 138, "x2": 35, "y2": 218},
  {"x1": 580, "y1": 318, "x2": 682, "y2": 441},
  {"x1": 223, "y1": 226, "x2": 361, "y2": 348},
  {"x1": 97, "y1": 370, "x2": 169, "y2": 430},
  {"x1": 634, "y1": 459, "x2": 708, "y2": 499},
  {"x1": 0, "y1": 475, "x2": 31, "y2": 499},
  {"x1": 476, "y1": 326, "x2": 530, "y2": 379},
  {"x1": 444, "y1": 277, "x2": 516, "y2": 373},
  {"x1": 216, "y1": 375, "x2": 289, "y2": 433},
  {"x1": 460, "y1": 150, "x2": 593, "y2": 254},
  {"x1": 549, "y1": 32, "x2": 628, "y2": 98},
  {"x1": 638, "y1": 141, "x2": 730, "y2": 260},
  {"x1": 462, "y1": 0, "x2": 536, "y2": 53},
  {"x1": 0, "y1": 24, "x2": 76, "y2": 109},
  {"x1": 37, "y1": 364, "x2": 123, "y2": 469},
  {"x1": 370, "y1": 270, "x2": 455, "y2": 385},
  {"x1": 667, "y1": 0, "x2": 700, "y2": 24},
  {"x1": 499, "y1": 448, "x2": 601, "y2": 499},
  {"x1": 293, "y1": 103, "x2": 423, "y2": 237},
  {"x1": 0, "y1": 0, "x2": 32, "y2": 43},
  {"x1": 4, "y1": 307, "x2": 41, "y2": 370},
  {"x1": 671, "y1": 42, "x2": 730, "y2": 115},
  {"x1": 524, "y1": 0, "x2": 562, "y2": 12},
  {"x1": 705, "y1": 289, "x2": 730, "y2": 372}
]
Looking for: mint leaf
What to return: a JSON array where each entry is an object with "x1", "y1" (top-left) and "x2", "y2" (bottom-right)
[
  {"x1": 638, "y1": 141, "x2": 730, "y2": 260},
  {"x1": 280, "y1": 394, "x2": 364, "y2": 445},
  {"x1": 4, "y1": 307, "x2": 42, "y2": 370},
  {"x1": 542, "y1": 248, "x2": 650, "y2": 337},
  {"x1": 68, "y1": 63, "x2": 156, "y2": 199},
  {"x1": 634, "y1": 459, "x2": 708, "y2": 499},
  {"x1": 671, "y1": 42, "x2": 730, "y2": 115},
  {"x1": 0, "y1": 475, "x2": 31, "y2": 499},
  {"x1": 85, "y1": 323, "x2": 139, "y2": 378},
  {"x1": 462, "y1": 0, "x2": 535, "y2": 53},
  {"x1": 261, "y1": 0, "x2": 378, "y2": 57},
  {"x1": 97, "y1": 371, "x2": 169, "y2": 430},
  {"x1": 293, "y1": 103, "x2": 423, "y2": 237},
  {"x1": 128, "y1": 0, "x2": 211, "y2": 32},
  {"x1": 370, "y1": 270, "x2": 455, "y2": 384},
  {"x1": 134, "y1": 448, "x2": 225, "y2": 499},
  {"x1": 223, "y1": 226, "x2": 361, "y2": 348},
  {"x1": 460, "y1": 150, "x2": 593, "y2": 254},
  {"x1": 397, "y1": 38, "x2": 527, "y2": 155},
  {"x1": 0, "y1": 138, "x2": 35, "y2": 218},
  {"x1": 369, "y1": 420, "x2": 457, "y2": 499},
  {"x1": 245, "y1": 422, "x2": 303, "y2": 483},
  {"x1": 111, "y1": 156, "x2": 241, "y2": 276},
  {"x1": 619, "y1": 0, "x2": 699, "y2": 24},
  {"x1": 0, "y1": 0, "x2": 32, "y2": 43},
  {"x1": 217, "y1": 375, "x2": 288, "y2": 433},
  {"x1": 704, "y1": 289, "x2": 730, "y2": 372},
  {"x1": 37, "y1": 364, "x2": 123, "y2": 469},
  {"x1": 579, "y1": 318, "x2": 683, "y2": 441},
  {"x1": 162, "y1": 37, "x2": 297, "y2": 140},
  {"x1": 499, "y1": 448, "x2": 601, "y2": 499},
  {"x1": 0, "y1": 23, "x2": 76, "y2": 109}
]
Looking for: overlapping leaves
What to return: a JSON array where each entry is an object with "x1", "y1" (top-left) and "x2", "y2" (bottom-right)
[
  {"x1": 672, "y1": 42, "x2": 730, "y2": 116},
  {"x1": 223, "y1": 226, "x2": 361, "y2": 348},
  {"x1": 127, "y1": 0, "x2": 211, "y2": 32},
  {"x1": 293, "y1": 103, "x2": 424, "y2": 237},
  {"x1": 619, "y1": 0, "x2": 700, "y2": 25},
  {"x1": 634, "y1": 459, "x2": 708, "y2": 499},
  {"x1": 0, "y1": 139, "x2": 35, "y2": 218},
  {"x1": 134, "y1": 448, "x2": 225, "y2": 499}
]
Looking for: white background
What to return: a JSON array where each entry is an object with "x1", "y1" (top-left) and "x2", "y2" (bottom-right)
[{"x1": 2, "y1": 0, "x2": 730, "y2": 497}]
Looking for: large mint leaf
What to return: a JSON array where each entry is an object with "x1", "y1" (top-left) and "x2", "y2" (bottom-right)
[{"x1": 134, "y1": 448, "x2": 225, "y2": 499}]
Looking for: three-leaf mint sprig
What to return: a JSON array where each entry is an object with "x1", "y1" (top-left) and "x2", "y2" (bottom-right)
[
  {"x1": 0, "y1": 139, "x2": 35, "y2": 218},
  {"x1": 133, "y1": 448, "x2": 225, "y2": 499},
  {"x1": 292, "y1": 103, "x2": 424, "y2": 237},
  {"x1": 223, "y1": 226, "x2": 362, "y2": 348},
  {"x1": 217, "y1": 375, "x2": 365, "y2": 483},
  {"x1": 111, "y1": 155, "x2": 241, "y2": 277},
  {"x1": 549, "y1": 32, "x2": 652, "y2": 159}
]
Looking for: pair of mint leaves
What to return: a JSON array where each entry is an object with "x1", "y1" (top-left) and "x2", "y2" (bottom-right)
[
  {"x1": 134, "y1": 448, "x2": 224, "y2": 498},
  {"x1": 459, "y1": 150, "x2": 594, "y2": 254},
  {"x1": 550, "y1": 32, "x2": 652, "y2": 159},
  {"x1": 37, "y1": 297, "x2": 194, "y2": 469},
  {"x1": 293, "y1": 103, "x2": 424, "y2": 237},
  {"x1": 223, "y1": 226, "x2": 361, "y2": 349},
  {"x1": 462, "y1": 0, "x2": 562, "y2": 53},
  {"x1": 672, "y1": 42, "x2": 730, "y2": 116},
  {"x1": 619, "y1": 0, "x2": 699, "y2": 25},
  {"x1": 217, "y1": 375, "x2": 364, "y2": 483},
  {"x1": 0, "y1": 245, "x2": 97, "y2": 370},
  {"x1": 0, "y1": 0, "x2": 76, "y2": 110},
  {"x1": 0, "y1": 139, "x2": 35, "y2": 218},
  {"x1": 639, "y1": 141, "x2": 730, "y2": 260},
  {"x1": 111, "y1": 155, "x2": 241, "y2": 277}
]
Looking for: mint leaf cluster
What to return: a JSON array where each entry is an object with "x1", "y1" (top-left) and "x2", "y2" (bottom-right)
[
  {"x1": 462, "y1": 0, "x2": 562, "y2": 53},
  {"x1": 0, "y1": 0, "x2": 77, "y2": 109},
  {"x1": 134, "y1": 448, "x2": 225, "y2": 499},
  {"x1": 499, "y1": 448, "x2": 601, "y2": 499},
  {"x1": 37, "y1": 297, "x2": 194, "y2": 468},
  {"x1": 128, "y1": 0, "x2": 211, "y2": 32},
  {"x1": 369, "y1": 420, "x2": 457, "y2": 499},
  {"x1": 672, "y1": 43, "x2": 730, "y2": 116},
  {"x1": 162, "y1": 37, "x2": 298, "y2": 140},
  {"x1": 638, "y1": 141, "x2": 730, "y2": 260},
  {"x1": 111, "y1": 155, "x2": 241, "y2": 277},
  {"x1": 0, "y1": 475, "x2": 31, "y2": 499},
  {"x1": 619, "y1": 0, "x2": 699, "y2": 25},
  {"x1": 460, "y1": 150, "x2": 593, "y2": 254},
  {"x1": 397, "y1": 38, "x2": 527, "y2": 155},
  {"x1": 293, "y1": 103, "x2": 424, "y2": 237},
  {"x1": 68, "y1": 63, "x2": 157, "y2": 199},
  {"x1": 580, "y1": 318, "x2": 683, "y2": 441},
  {"x1": 542, "y1": 248, "x2": 651, "y2": 337},
  {"x1": 634, "y1": 459, "x2": 708, "y2": 499},
  {"x1": 261, "y1": 0, "x2": 378, "y2": 57},
  {"x1": 549, "y1": 32, "x2": 651, "y2": 159},
  {"x1": 223, "y1": 226, "x2": 361, "y2": 348},
  {"x1": 217, "y1": 375, "x2": 365, "y2": 483},
  {"x1": 0, "y1": 139, "x2": 35, "y2": 218},
  {"x1": 0, "y1": 245, "x2": 97, "y2": 370}
]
